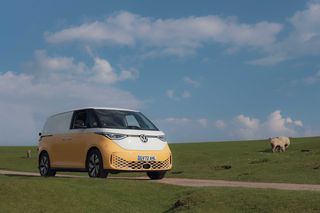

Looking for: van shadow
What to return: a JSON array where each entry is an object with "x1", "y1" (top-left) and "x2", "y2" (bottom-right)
[
  {"x1": 2, "y1": 173, "x2": 153, "y2": 181},
  {"x1": 3, "y1": 174, "x2": 82, "y2": 179}
]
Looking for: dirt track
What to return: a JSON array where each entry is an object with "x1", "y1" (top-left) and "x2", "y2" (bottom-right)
[{"x1": 1, "y1": 169, "x2": 320, "y2": 192}]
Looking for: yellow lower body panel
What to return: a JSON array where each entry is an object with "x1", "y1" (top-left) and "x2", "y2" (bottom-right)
[
  {"x1": 102, "y1": 140, "x2": 172, "y2": 171},
  {"x1": 110, "y1": 153, "x2": 171, "y2": 171}
]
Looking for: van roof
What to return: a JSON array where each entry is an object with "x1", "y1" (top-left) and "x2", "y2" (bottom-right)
[{"x1": 51, "y1": 107, "x2": 139, "y2": 117}]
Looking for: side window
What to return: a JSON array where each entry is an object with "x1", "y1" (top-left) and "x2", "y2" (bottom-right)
[
  {"x1": 87, "y1": 110, "x2": 99, "y2": 128},
  {"x1": 72, "y1": 111, "x2": 87, "y2": 129},
  {"x1": 125, "y1": 115, "x2": 141, "y2": 129}
]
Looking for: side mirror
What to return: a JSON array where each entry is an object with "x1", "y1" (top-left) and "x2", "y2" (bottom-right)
[{"x1": 74, "y1": 120, "x2": 87, "y2": 129}]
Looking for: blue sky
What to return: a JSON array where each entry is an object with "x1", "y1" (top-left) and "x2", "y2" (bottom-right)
[{"x1": 1, "y1": 0, "x2": 320, "y2": 145}]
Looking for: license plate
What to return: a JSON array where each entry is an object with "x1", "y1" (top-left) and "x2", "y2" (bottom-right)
[{"x1": 137, "y1": 155, "x2": 156, "y2": 161}]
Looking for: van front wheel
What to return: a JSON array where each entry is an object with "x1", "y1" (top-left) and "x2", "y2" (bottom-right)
[
  {"x1": 147, "y1": 171, "x2": 166, "y2": 180},
  {"x1": 87, "y1": 150, "x2": 108, "y2": 178},
  {"x1": 39, "y1": 152, "x2": 56, "y2": 177}
]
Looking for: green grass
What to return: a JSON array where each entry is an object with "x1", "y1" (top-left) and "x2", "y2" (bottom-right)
[
  {"x1": 0, "y1": 146, "x2": 38, "y2": 172},
  {"x1": 0, "y1": 138, "x2": 320, "y2": 212},
  {"x1": 168, "y1": 137, "x2": 320, "y2": 184},
  {"x1": 0, "y1": 137, "x2": 320, "y2": 183},
  {"x1": 0, "y1": 175, "x2": 320, "y2": 213}
]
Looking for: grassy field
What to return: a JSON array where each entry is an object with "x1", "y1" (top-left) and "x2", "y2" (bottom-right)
[
  {"x1": 0, "y1": 137, "x2": 320, "y2": 212},
  {"x1": 1, "y1": 175, "x2": 320, "y2": 213},
  {"x1": 0, "y1": 137, "x2": 319, "y2": 184},
  {"x1": 169, "y1": 137, "x2": 320, "y2": 184}
]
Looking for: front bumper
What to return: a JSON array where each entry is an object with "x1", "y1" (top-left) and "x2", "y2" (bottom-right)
[{"x1": 109, "y1": 152, "x2": 172, "y2": 171}]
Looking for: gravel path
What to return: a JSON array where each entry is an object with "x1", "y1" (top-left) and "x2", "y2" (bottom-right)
[
  {"x1": 157, "y1": 178, "x2": 320, "y2": 191},
  {"x1": 1, "y1": 169, "x2": 320, "y2": 192}
]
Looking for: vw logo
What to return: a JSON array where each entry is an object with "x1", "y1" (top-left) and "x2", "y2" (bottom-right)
[{"x1": 139, "y1": 134, "x2": 148, "y2": 143}]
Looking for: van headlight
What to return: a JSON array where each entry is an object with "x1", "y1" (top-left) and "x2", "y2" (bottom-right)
[
  {"x1": 95, "y1": 132, "x2": 127, "y2": 140},
  {"x1": 158, "y1": 135, "x2": 167, "y2": 142}
]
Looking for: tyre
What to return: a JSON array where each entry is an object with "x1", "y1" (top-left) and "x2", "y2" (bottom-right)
[
  {"x1": 39, "y1": 152, "x2": 56, "y2": 177},
  {"x1": 87, "y1": 149, "x2": 108, "y2": 178},
  {"x1": 147, "y1": 171, "x2": 166, "y2": 180}
]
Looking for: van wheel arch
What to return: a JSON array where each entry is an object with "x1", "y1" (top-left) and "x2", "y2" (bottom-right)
[
  {"x1": 38, "y1": 151, "x2": 56, "y2": 177},
  {"x1": 85, "y1": 147, "x2": 103, "y2": 169},
  {"x1": 85, "y1": 147, "x2": 108, "y2": 178}
]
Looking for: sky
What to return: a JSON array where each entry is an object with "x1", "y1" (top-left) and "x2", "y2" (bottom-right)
[{"x1": 1, "y1": 0, "x2": 320, "y2": 145}]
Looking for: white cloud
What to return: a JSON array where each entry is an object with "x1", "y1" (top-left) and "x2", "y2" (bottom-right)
[
  {"x1": 45, "y1": 3, "x2": 320, "y2": 63},
  {"x1": 46, "y1": 11, "x2": 282, "y2": 56},
  {"x1": 235, "y1": 114, "x2": 260, "y2": 129},
  {"x1": 0, "y1": 104, "x2": 38, "y2": 145},
  {"x1": 166, "y1": 89, "x2": 191, "y2": 100},
  {"x1": 198, "y1": 118, "x2": 209, "y2": 128},
  {"x1": 232, "y1": 110, "x2": 304, "y2": 139},
  {"x1": 182, "y1": 91, "x2": 191, "y2": 98},
  {"x1": 294, "y1": 120, "x2": 303, "y2": 127},
  {"x1": 214, "y1": 120, "x2": 226, "y2": 129},
  {"x1": 24, "y1": 50, "x2": 87, "y2": 81},
  {"x1": 0, "y1": 50, "x2": 142, "y2": 145},
  {"x1": 285, "y1": 117, "x2": 303, "y2": 127},
  {"x1": 46, "y1": 19, "x2": 135, "y2": 45},
  {"x1": 89, "y1": 57, "x2": 118, "y2": 84},
  {"x1": 33, "y1": 49, "x2": 87, "y2": 72},
  {"x1": 163, "y1": 117, "x2": 191, "y2": 126},
  {"x1": 155, "y1": 110, "x2": 306, "y2": 142},
  {"x1": 251, "y1": 3, "x2": 320, "y2": 65},
  {"x1": 248, "y1": 53, "x2": 288, "y2": 65},
  {"x1": 155, "y1": 117, "x2": 217, "y2": 142},
  {"x1": 166, "y1": 89, "x2": 175, "y2": 99},
  {"x1": 118, "y1": 69, "x2": 139, "y2": 81},
  {"x1": 26, "y1": 50, "x2": 138, "y2": 84},
  {"x1": 286, "y1": 117, "x2": 293, "y2": 124},
  {"x1": 161, "y1": 117, "x2": 221, "y2": 130},
  {"x1": 234, "y1": 114, "x2": 260, "y2": 139},
  {"x1": 289, "y1": 2, "x2": 320, "y2": 43},
  {"x1": 183, "y1": 76, "x2": 200, "y2": 87},
  {"x1": 155, "y1": 117, "x2": 228, "y2": 142},
  {"x1": 265, "y1": 110, "x2": 291, "y2": 135},
  {"x1": 0, "y1": 70, "x2": 141, "y2": 145}
]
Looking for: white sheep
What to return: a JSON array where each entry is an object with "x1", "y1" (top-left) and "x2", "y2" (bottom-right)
[{"x1": 269, "y1": 136, "x2": 290, "y2": 152}]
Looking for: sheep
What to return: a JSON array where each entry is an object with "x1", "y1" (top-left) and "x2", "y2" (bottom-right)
[
  {"x1": 278, "y1": 136, "x2": 290, "y2": 149},
  {"x1": 269, "y1": 136, "x2": 290, "y2": 153}
]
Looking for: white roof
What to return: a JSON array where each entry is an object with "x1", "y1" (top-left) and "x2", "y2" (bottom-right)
[
  {"x1": 51, "y1": 107, "x2": 139, "y2": 117},
  {"x1": 77, "y1": 107, "x2": 138, "y2": 112}
]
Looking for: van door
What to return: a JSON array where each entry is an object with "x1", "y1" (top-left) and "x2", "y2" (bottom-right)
[
  {"x1": 59, "y1": 109, "x2": 88, "y2": 168},
  {"x1": 67, "y1": 109, "x2": 99, "y2": 168},
  {"x1": 46, "y1": 112, "x2": 73, "y2": 168}
]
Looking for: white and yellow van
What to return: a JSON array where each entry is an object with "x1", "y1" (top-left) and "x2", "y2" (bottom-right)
[{"x1": 38, "y1": 107, "x2": 172, "y2": 179}]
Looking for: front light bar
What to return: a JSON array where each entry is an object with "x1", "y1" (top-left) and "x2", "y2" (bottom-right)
[
  {"x1": 95, "y1": 132, "x2": 128, "y2": 140},
  {"x1": 95, "y1": 132, "x2": 167, "y2": 142}
]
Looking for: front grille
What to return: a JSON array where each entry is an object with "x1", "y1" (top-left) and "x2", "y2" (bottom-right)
[{"x1": 111, "y1": 155, "x2": 171, "y2": 170}]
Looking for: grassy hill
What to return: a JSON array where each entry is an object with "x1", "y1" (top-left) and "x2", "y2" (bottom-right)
[
  {"x1": 1, "y1": 137, "x2": 320, "y2": 212},
  {"x1": 1, "y1": 175, "x2": 320, "y2": 213},
  {"x1": 169, "y1": 137, "x2": 320, "y2": 184},
  {"x1": 1, "y1": 137, "x2": 319, "y2": 184}
]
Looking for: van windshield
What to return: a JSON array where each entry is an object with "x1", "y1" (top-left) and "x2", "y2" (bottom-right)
[{"x1": 94, "y1": 109, "x2": 159, "y2": 131}]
